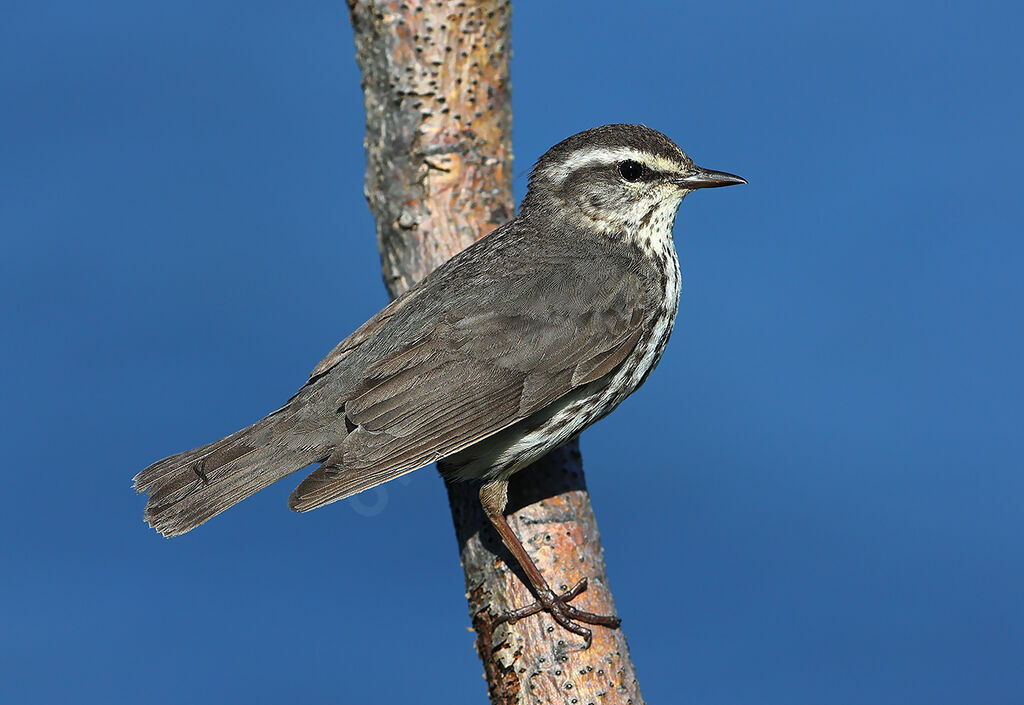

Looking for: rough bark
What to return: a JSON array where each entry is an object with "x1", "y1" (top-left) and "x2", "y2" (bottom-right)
[{"x1": 347, "y1": 2, "x2": 644, "y2": 703}]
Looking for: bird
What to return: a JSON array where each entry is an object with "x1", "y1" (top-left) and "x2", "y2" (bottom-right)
[{"x1": 134, "y1": 123, "x2": 745, "y2": 644}]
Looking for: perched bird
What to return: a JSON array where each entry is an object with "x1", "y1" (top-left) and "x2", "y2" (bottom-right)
[{"x1": 135, "y1": 124, "x2": 744, "y2": 644}]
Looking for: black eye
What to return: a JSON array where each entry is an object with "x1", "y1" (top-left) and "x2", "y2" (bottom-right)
[{"x1": 617, "y1": 159, "x2": 645, "y2": 182}]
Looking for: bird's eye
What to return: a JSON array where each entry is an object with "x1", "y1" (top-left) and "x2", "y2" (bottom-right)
[{"x1": 617, "y1": 160, "x2": 646, "y2": 182}]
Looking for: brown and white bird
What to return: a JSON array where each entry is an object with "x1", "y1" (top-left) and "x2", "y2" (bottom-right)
[{"x1": 134, "y1": 124, "x2": 744, "y2": 643}]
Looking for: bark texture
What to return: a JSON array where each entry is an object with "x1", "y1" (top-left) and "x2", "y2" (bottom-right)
[{"x1": 347, "y1": 2, "x2": 644, "y2": 702}]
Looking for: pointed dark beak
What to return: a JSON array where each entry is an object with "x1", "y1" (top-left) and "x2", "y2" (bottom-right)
[{"x1": 674, "y1": 166, "x2": 747, "y2": 190}]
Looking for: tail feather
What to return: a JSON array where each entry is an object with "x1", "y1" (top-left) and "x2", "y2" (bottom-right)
[{"x1": 134, "y1": 405, "x2": 337, "y2": 537}]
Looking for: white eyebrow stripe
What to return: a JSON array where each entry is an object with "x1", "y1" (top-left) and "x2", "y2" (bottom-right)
[{"x1": 547, "y1": 147, "x2": 682, "y2": 183}]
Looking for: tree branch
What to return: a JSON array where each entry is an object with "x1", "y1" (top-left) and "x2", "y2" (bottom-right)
[{"x1": 347, "y1": 2, "x2": 644, "y2": 702}]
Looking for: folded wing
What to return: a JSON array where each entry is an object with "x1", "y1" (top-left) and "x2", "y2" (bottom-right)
[{"x1": 289, "y1": 231, "x2": 654, "y2": 511}]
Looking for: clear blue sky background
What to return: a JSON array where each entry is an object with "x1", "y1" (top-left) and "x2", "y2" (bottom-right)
[{"x1": 2, "y1": 1, "x2": 1022, "y2": 703}]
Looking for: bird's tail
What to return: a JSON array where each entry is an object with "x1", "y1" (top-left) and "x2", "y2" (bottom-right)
[{"x1": 134, "y1": 395, "x2": 342, "y2": 537}]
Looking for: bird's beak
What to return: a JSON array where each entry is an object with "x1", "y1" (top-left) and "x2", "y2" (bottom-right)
[{"x1": 673, "y1": 167, "x2": 747, "y2": 190}]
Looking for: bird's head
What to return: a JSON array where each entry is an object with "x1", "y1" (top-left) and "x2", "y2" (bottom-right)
[{"x1": 522, "y1": 124, "x2": 745, "y2": 249}]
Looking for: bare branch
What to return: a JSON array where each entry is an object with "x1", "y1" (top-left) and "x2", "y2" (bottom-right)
[{"x1": 347, "y1": 2, "x2": 644, "y2": 702}]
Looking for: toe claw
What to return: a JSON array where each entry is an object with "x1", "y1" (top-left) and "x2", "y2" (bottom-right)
[
  {"x1": 495, "y1": 576, "x2": 620, "y2": 647},
  {"x1": 564, "y1": 577, "x2": 588, "y2": 600}
]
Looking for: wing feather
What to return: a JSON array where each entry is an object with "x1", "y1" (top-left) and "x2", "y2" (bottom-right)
[{"x1": 289, "y1": 226, "x2": 660, "y2": 512}]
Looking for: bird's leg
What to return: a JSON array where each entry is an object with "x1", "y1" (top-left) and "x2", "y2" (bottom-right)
[{"x1": 479, "y1": 480, "x2": 622, "y2": 646}]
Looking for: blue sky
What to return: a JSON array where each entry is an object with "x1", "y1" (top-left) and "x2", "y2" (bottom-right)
[{"x1": 2, "y1": 1, "x2": 1022, "y2": 703}]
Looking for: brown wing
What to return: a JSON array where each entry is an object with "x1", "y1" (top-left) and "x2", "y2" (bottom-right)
[{"x1": 288, "y1": 227, "x2": 657, "y2": 511}]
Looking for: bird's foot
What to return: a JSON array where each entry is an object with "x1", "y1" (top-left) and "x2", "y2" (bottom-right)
[{"x1": 496, "y1": 577, "x2": 622, "y2": 647}]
